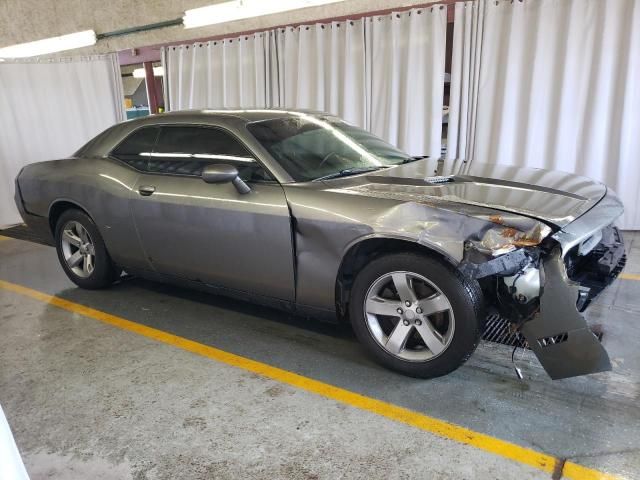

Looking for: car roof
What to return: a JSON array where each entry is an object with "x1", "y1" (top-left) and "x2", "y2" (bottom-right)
[
  {"x1": 73, "y1": 108, "x2": 336, "y2": 176},
  {"x1": 124, "y1": 108, "x2": 332, "y2": 126}
]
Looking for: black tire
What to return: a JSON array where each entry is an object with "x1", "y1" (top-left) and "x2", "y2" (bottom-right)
[
  {"x1": 54, "y1": 209, "x2": 121, "y2": 289},
  {"x1": 349, "y1": 252, "x2": 484, "y2": 379}
]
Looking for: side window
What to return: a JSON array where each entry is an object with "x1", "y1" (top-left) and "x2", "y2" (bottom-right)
[
  {"x1": 110, "y1": 127, "x2": 159, "y2": 171},
  {"x1": 150, "y1": 126, "x2": 274, "y2": 182}
]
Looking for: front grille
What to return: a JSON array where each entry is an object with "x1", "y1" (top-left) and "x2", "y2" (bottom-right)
[
  {"x1": 483, "y1": 314, "x2": 604, "y2": 348},
  {"x1": 482, "y1": 314, "x2": 527, "y2": 347},
  {"x1": 537, "y1": 332, "x2": 569, "y2": 348}
]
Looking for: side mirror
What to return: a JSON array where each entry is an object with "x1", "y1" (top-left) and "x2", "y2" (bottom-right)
[{"x1": 201, "y1": 164, "x2": 251, "y2": 194}]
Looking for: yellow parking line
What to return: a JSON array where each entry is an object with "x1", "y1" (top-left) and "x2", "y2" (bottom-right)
[
  {"x1": 0, "y1": 279, "x2": 621, "y2": 480},
  {"x1": 620, "y1": 273, "x2": 640, "y2": 281},
  {"x1": 0, "y1": 235, "x2": 11, "y2": 241}
]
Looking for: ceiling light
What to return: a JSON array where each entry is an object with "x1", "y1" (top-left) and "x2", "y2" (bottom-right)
[
  {"x1": 183, "y1": 0, "x2": 345, "y2": 29},
  {"x1": 0, "y1": 30, "x2": 97, "y2": 58},
  {"x1": 132, "y1": 66, "x2": 164, "y2": 79}
]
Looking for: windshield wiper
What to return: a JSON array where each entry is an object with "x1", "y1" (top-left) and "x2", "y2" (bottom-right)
[
  {"x1": 312, "y1": 166, "x2": 387, "y2": 182},
  {"x1": 400, "y1": 155, "x2": 429, "y2": 164}
]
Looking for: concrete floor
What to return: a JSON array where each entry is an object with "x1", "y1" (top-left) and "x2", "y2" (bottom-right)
[{"x1": 1, "y1": 233, "x2": 639, "y2": 480}]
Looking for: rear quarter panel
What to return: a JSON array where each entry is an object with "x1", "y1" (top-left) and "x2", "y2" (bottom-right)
[{"x1": 18, "y1": 157, "x2": 148, "y2": 269}]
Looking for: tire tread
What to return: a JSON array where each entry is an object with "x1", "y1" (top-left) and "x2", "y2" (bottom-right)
[
  {"x1": 54, "y1": 209, "x2": 120, "y2": 289},
  {"x1": 349, "y1": 251, "x2": 485, "y2": 379}
]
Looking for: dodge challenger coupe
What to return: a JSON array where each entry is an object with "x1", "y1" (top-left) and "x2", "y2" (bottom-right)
[{"x1": 14, "y1": 110, "x2": 626, "y2": 379}]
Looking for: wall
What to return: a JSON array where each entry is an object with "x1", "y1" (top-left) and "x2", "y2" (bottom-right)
[
  {"x1": 0, "y1": 0, "x2": 446, "y2": 56},
  {"x1": 128, "y1": 80, "x2": 149, "y2": 107}
]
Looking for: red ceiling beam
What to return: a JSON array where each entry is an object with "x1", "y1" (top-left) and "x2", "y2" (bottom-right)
[{"x1": 143, "y1": 61, "x2": 159, "y2": 114}]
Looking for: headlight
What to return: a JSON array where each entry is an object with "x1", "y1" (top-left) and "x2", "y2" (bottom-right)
[{"x1": 477, "y1": 223, "x2": 552, "y2": 256}]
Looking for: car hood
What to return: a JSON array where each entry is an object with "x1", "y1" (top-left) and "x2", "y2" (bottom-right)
[{"x1": 324, "y1": 159, "x2": 606, "y2": 227}]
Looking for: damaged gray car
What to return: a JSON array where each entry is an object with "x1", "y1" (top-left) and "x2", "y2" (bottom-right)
[{"x1": 14, "y1": 110, "x2": 626, "y2": 379}]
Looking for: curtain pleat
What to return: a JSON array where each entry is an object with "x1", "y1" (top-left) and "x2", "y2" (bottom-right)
[
  {"x1": 0, "y1": 54, "x2": 125, "y2": 227},
  {"x1": 164, "y1": 33, "x2": 273, "y2": 110},
  {"x1": 163, "y1": 9, "x2": 446, "y2": 157},
  {"x1": 368, "y1": 8, "x2": 447, "y2": 157},
  {"x1": 272, "y1": 20, "x2": 368, "y2": 128},
  {"x1": 449, "y1": 0, "x2": 640, "y2": 229}
]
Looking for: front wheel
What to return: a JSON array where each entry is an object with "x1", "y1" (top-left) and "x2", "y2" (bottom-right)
[
  {"x1": 55, "y1": 209, "x2": 121, "y2": 289},
  {"x1": 349, "y1": 252, "x2": 484, "y2": 379}
]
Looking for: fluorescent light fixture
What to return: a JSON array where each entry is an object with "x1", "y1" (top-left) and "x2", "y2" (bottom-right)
[
  {"x1": 183, "y1": 0, "x2": 345, "y2": 29},
  {"x1": 132, "y1": 66, "x2": 164, "y2": 79},
  {"x1": 0, "y1": 30, "x2": 97, "y2": 58}
]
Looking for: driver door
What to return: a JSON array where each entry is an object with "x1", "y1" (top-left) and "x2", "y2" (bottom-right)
[{"x1": 130, "y1": 125, "x2": 295, "y2": 301}]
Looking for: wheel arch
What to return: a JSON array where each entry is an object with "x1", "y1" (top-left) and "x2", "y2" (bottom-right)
[
  {"x1": 48, "y1": 199, "x2": 94, "y2": 235},
  {"x1": 335, "y1": 235, "x2": 459, "y2": 319}
]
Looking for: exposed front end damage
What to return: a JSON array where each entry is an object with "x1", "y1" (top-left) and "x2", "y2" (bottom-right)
[
  {"x1": 460, "y1": 192, "x2": 625, "y2": 379},
  {"x1": 521, "y1": 246, "x2": 614, "y2": 379},
  {"x1": 287, "y1": 158, "x2": 625, "y2": 379}
]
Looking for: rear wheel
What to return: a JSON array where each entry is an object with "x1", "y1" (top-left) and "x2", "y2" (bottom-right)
[
  {"x1": 349, "y1": 252, "x2": 484, "y2": 378},
  {"x1": 55, "y1": 209, "x2": 120, "y2": 289}
]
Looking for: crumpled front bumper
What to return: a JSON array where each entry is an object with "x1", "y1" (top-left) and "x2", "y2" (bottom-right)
[{"x1": 520, "y1": 191, "x2": 625, "y2": 379}]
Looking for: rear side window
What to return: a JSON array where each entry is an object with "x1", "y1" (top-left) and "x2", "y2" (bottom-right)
[
  {"x1": 149, "y1": 126, "x2": 274, "y2": 182},
  {"x1": 111, "y1": 127, "x2": 159, "y2": 170}
]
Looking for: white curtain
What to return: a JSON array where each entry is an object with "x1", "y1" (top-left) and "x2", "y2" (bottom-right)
[
  {"x1": 367, "y1": 7, "x2": 447, "y2": 157},
  {"x1": 163, "y1": 33, "x2": 275, "y2": 110},
  {"x1": 275, "y1": 19, "x2": 367, "y2": 128},
  {"x1": 447, "y1": 1, "x2": 484, "y2": 161},
  {"x1": 449, "y1": 0, "x2": 640, "y2": 229},
  {"x1": 0, "y1": 54, "x2": 125, "y2": 227},
  {"x1": 163, "y1": 10, "x2": 447, "y2": 157}
]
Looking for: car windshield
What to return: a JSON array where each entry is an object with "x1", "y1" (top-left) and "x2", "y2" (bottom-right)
[{"x1": 246, "y1": 114, "x2": 413, "y2": 182}]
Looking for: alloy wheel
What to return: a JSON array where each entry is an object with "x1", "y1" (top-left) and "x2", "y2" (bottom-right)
[
  {"x1": 61, "y1": 221, "x2": 96, "y2": 278},
  {"x1": 364, "y1": 271, "x2": 455, "y2": 361}
]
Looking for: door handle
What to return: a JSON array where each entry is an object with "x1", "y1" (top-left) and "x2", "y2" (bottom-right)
[{"x1": 138, "y1": 185, "x2": 156, "y2": 196}]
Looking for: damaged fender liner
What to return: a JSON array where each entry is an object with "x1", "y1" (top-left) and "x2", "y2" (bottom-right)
[
  {"x1": 459, "y1": 248, "x2": 532, "y2": 279},
  {"x1": 520, "y1": 248, "x2": 611, "y2": 379},
  {"x1": 461, "y1": 247, "x2": 611, "y2": 379}
]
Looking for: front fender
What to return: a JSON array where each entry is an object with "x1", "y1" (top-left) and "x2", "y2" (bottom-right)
[{"x1": 341, "y1": 232, "x2": 461, "y2": 268}]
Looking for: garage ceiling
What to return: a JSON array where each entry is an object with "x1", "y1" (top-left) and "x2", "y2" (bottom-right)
[{"x1": 0, "y1": 0, "x2": 445, "y2": 57}]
